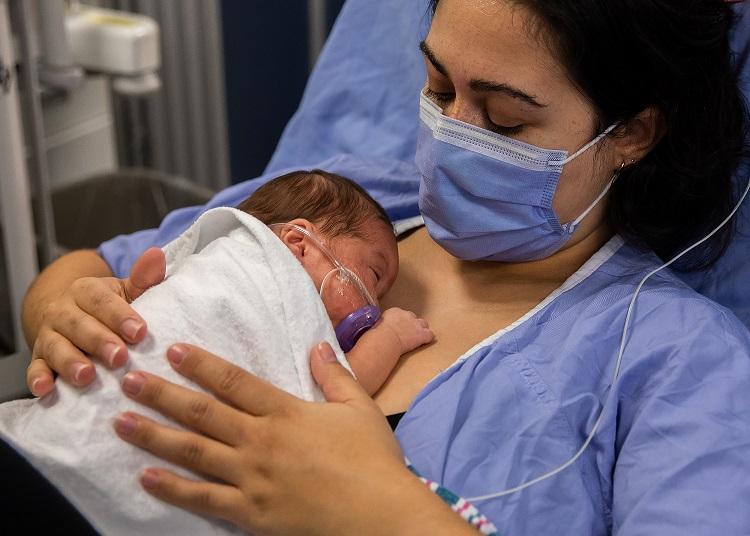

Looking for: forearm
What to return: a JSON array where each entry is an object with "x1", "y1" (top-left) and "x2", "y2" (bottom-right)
[{"x1": 21, "y1": 249, "x2": 112, "y2": 346}]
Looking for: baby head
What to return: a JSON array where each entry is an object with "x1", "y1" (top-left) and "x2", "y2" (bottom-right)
[{"x1": 237, "y1": 170, "x2": 399, "y2": 326}]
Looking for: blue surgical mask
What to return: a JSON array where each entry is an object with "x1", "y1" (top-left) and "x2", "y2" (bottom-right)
[{"x1": 416, "y1": 92, "x2": 617, "y2": 262}]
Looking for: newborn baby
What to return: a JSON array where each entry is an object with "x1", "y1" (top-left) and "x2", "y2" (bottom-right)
[
  {"x1": 238, "y1": 169, "x2": 434, "y2": 394},
  {"x1": 0, "y1": 170, "x2": 433, "y2": 535}
]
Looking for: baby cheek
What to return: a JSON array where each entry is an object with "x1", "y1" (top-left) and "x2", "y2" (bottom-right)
[
  {"x1": 325, "y1": 302, "x2": 349, "y2": 327},
  {"x1": 321, "y1": 282, "x2": 368, "y2": 327}
]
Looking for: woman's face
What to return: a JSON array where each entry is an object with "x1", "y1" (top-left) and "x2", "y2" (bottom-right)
[{"x1": 423, "y1": 0, "x2": 621, "y2": 243}]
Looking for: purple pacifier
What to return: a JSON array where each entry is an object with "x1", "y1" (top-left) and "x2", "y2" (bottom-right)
[{"x1": 334, "y1": 305, "x2": 381, "y2": 352}]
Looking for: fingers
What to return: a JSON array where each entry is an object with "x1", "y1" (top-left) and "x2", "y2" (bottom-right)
[
  {"x1": 25, "y1": 250, "x2": 165, "y2": 395},
  {"x1": 417, "y1": 319, "x2": 435, "y2": 344},
  {"x1": 26, "y1": 358, "x2": 55, "y2": 397},
  {"x1": 124, "y1": 247, "x2": 166, "y2": 302},
  {"x1": 136, "y1": 468, "x2": 245, "y2": 528},
  {"x1": 119, "y1": 371, "x2": 247, "y2": 446},
  {"x1": 166, "y1": 344, "x2": 300, "y2": 415},
  {"x1": 45, "y1": 296, "x2": 128, "y2": 367},
  {"x1": 113, "y1": 411, "x2": 238, "y2": 483},
  {"x1": 421, "y1": 328, "x2": 436, "y2": 345},
  {"x1": 71, "y1": 277, "x2": 146, "y2": 345},
  {"x1": 31, "y1": 329, "x2": 96, "y2": 388},
  {"x1": 309, "y1": 342, "x2": 369, "y2": 405}
]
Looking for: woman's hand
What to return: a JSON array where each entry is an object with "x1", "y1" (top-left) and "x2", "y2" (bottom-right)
[
  {"x1": 113, "y1": 343, "x2": 476, "y2": 536},
  {"x1": 26, "y1": 248, "x2": 166, "y2": 396}
]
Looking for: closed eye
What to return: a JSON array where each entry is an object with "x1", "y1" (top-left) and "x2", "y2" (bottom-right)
[
  {"x1": 488, "y1": 121, "x2": 524, "y2": 136},
  {"x1": 427, "y1": 88, "x2": 525, "y2": 136},
  {"x1": 425, "y1": 87, "x2": 454, "y2": 104}
]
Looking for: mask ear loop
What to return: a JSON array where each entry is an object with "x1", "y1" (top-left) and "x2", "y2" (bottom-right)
[
  {"x1": 557, "y1": 123, "x2": 619, "y2": 166},
  {"x1": 566, "y1": 161, "x2": 626, "y2": 231},
  {"x1": 268, "y1": 222, "x2": 378, "y2": 307}
]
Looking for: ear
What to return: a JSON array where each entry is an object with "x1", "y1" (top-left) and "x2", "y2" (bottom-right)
[
  {"x1": 276, "y1": 218, "x2": 319, "y2": 260},
  {"x1": 611, "y1": 106, "x2": 665, "y2": 167}
]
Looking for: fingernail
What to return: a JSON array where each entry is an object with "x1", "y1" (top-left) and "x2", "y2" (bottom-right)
[
  {"x1": 103, "y1": 343, "x2": 122, "y2": 367},
  {"x1": 72, "y1": 363, "x2": 95, "y2": 385},
  {"x1": 30, "y1": 377, "x2": 44, "y2": 396},
  {"x1": 317, "y1": 342, "x2": 337, "y2": 363},
  {"x1": 121, "y1": 319, "x2": 144, "y2": 341},
  {"x1": 140, "y1": 469, "x2": 161, "y2": 489},
  {"x1": 167, "y1": 344, "x2": 187, "y2": 366},
  {"x1": 122, "y1": 372, "x2": 146, "y2": 396},
  {"x1": 113, "y1": 413, "x2": 137, "y2": 436}
]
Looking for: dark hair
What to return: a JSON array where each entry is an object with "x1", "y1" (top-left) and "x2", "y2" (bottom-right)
[
  {"x1": 429, "y1": 0, "x2": 749, "y2": 269},
  {"x1": 237, "y1": 169, "x2": 392, "y2": 239}
]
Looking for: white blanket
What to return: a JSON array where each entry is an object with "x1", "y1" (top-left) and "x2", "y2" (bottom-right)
[{"x1": 0, "y1": 208, "x2": 348, "y2": 535}]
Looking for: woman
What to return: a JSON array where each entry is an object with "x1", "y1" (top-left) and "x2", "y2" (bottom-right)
[{"x1": 18, "y1": 0, "x2": 750, "y2": 534}]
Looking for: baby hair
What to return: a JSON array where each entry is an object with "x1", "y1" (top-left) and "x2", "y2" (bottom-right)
[{"x1": 237, "y1": 169, "x2": 392, "y2": 239}]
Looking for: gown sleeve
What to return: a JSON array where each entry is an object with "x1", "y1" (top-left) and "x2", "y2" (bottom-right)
[{"x1": 612, "y1": 304, "x2": 750, "y2": 534}]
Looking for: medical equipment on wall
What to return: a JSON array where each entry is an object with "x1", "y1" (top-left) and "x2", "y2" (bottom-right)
[
  {"x1": 65, "y1": 4, "x2": 160, "y2": 96},
  {"x1": 269, "y1": 223, "x2": 381, "y2": 352},
  {"x1": 33, "y1": 2, "x2": 161, "y2": 97},
  {"x1": 464, "y1": 175, "x2": 750, "y2": 502}
]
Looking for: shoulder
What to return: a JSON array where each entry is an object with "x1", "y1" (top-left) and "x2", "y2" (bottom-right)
[
  {"x1": 555, "y1": 240, "x2": 750, "y2": 395},
  {"x1": 611, "y1": 271, "x2": 750, "y2": 420},
  {"x1": 594, "y1": 240, "x2": 749, "y2": 343},
  {"x1": 633, "y1": 266, "x2": 750, "y2": 349}
]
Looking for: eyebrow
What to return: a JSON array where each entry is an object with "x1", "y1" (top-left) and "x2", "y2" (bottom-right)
[
  {"x1": 419, "y1": 40, "x2": 449, "y2": 76},
  {"x1": 419, "y1": 40, "x2": 548, "y2": 109}
]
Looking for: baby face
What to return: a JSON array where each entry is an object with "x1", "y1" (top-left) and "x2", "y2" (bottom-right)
[
  {"x1": 320, "y1": 223, "x2": 399, "y2": 325},
  {"x1": 281, "y1": 220, "x2": 399, "y2": 327}
]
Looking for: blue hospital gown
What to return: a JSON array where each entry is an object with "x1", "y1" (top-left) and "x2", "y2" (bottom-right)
[{"x1": 394, "y1": 236, "x2": 750, "y2": 534}]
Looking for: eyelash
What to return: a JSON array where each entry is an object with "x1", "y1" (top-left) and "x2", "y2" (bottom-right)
[
  {"x1": 424, "y1": 87, "x2": 453, "y2": 104},
  {"x1": 489, "y1": 122, "x2": 524, "y2": 136},
  {"x1": 424, "y1": 88, "x2": 525, "y2": 136}
]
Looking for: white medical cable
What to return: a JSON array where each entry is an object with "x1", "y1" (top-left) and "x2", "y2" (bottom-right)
[{"x1": 467, "y1": 175, "x2": 750, "y2": 503}]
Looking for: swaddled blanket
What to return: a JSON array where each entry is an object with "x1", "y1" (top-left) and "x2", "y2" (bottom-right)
[{"x1": 0, "y1": 207, "x2": 348, "y2": 535}]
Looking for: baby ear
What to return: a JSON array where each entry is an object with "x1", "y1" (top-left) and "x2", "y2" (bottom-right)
[{"x1": 278, "y1": 218, "x2": 318, "y2": 259}]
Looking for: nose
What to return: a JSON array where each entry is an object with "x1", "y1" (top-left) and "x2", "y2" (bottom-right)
[{"x1": 442, "y1": 95, "x2": 483, "y2": 127}]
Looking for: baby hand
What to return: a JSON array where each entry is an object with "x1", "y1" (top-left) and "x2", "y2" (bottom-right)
[{"x1": 380, "y1": 307, "x2": 435, "y2": 354}]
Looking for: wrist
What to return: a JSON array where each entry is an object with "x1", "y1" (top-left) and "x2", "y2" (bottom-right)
[
  {"x1": 378, "y1": 320, "x2": 409, "y2": 355},
  {"x1": 345, "y1": 464, "x2": 478, "y2": 536},
  {"x1": 389, "y1": 469, "x2": 479, "y2": 535}
]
